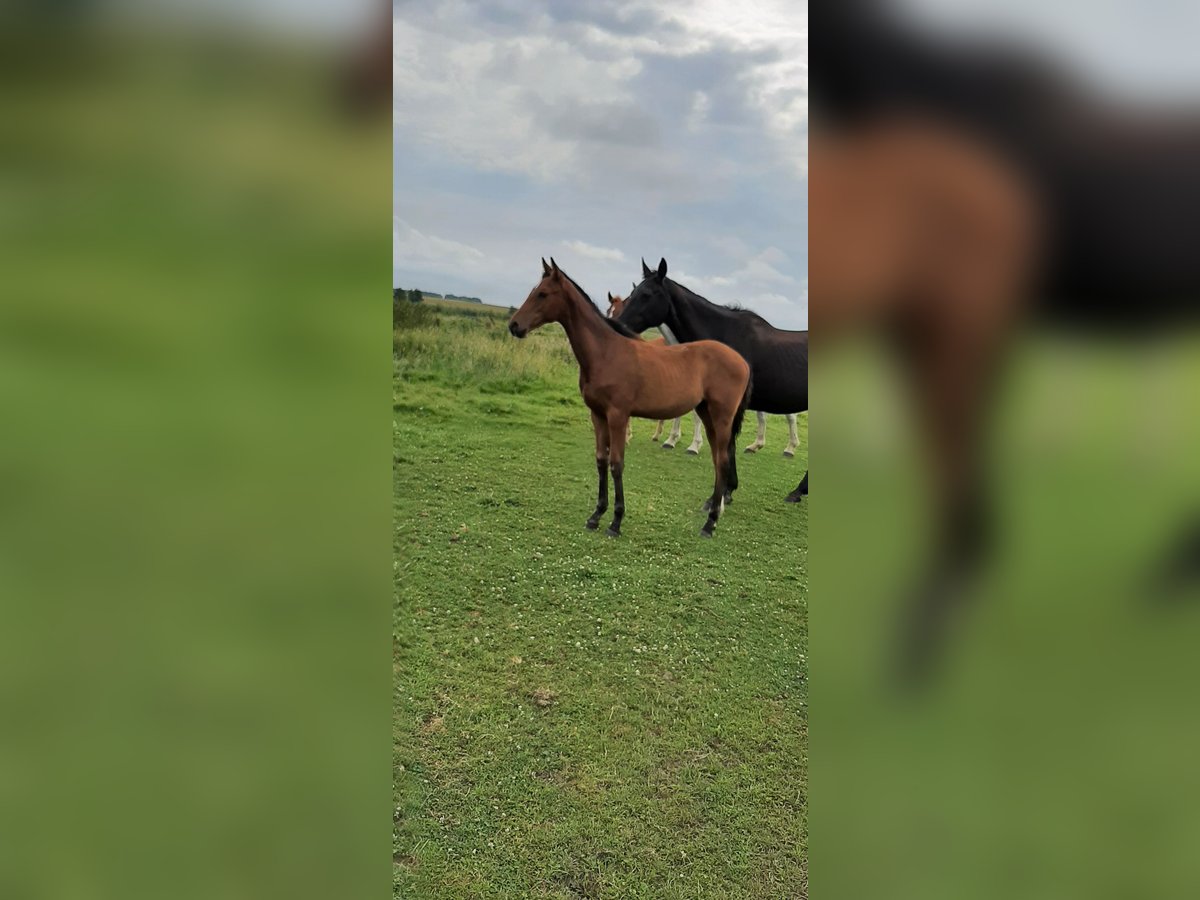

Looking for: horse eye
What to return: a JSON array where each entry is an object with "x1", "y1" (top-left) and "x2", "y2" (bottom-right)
[{"x1": 536, "y1": 291, "x2": 547, "y2": 299}]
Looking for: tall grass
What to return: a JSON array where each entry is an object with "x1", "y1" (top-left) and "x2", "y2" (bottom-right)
[{"x1": 393, "y1": 303, "x2": 574, "y2": 390}]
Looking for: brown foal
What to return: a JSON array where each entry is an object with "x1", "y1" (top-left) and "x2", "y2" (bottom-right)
[
  {"x1": 606, "y1": 291, "x2": 670, "y2": 443},
  {"x1": 510, "y1": 259, "x2": 751, "y2": 537}
]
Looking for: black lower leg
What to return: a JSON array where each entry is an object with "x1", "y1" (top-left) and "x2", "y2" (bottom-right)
[
  {"x1": 785, "y1": 471, "x2": 808, "y2": 502},
  {"x1": 586, "y1": 457, "x2": 608, "y2": 529},
  {"x1": 725, "y1": 446, "x2": 738, "y2": 504},
  {"x1": 896, "y1": 488, "x2": 992, "y2": 686},
  {"x1": 606, "y1": 461, "x2": 625, "y2": 537},
  {"x1": 701, "y1": 475, "x2": 724, "y2": 537},
  {"x1": 1151, "y1": 512, "x2": 1200, "y2": 602}
]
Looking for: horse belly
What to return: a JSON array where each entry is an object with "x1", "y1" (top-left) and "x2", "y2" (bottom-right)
[
  {"x1": 749, "y1": 355, "x2": 808, "y2": 414},
  {"x1": 631, "y1": 398, "x2": 696, "y2": 421}
]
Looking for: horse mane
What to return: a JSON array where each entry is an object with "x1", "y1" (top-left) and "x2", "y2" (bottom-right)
[
  {"x1": 564, "y1": 272, "x2": 639, "y2": 338},
  {"x1": 721, "y1": 299, "x2": 774, "y2": 326},
  {"x1": 667, "y1": 278, "x2": 775, "y2": 328}
]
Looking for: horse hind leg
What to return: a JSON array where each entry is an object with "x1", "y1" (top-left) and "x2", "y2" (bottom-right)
[
  {"x1": 745, "y1": 411, "x2": 767, "y2": 453},
  {"x1": 651, "y1": 420, "x2": 664, "y2": 442},
  {"x1": 725, "y1": 417, "x2": 741, "y2": 506},
  {"x1": 686, "y1": 412, "x2": 704, "y2": 455},
  {"x1": 605, "y1": 411, "x2": 630, "y2": 538},
  {"x1": 783, "y1": 413, "x2": 799, "y2": 458},
  {"x1": 697, "y1": 407, "x2": 729, "y2": 537}
]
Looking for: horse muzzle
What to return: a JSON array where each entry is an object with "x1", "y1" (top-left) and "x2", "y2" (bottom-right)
[{"x1": 508, "y1": 320, "x2": 527, "y2": 338}]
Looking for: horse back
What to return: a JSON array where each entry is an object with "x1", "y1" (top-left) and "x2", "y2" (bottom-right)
[{"x1": 688, "y1": 339, "x2": 752, "y2": 393}]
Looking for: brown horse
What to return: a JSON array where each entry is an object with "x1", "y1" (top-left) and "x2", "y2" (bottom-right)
[
  {"x1": 605, "y1": 290, "x2": 690, "y2": 447},
  {"x1": 604, "y1": 292, "x2": 629, "y2": 321},
  {"x1": 511, "y1": 259, "x2": 751, "y2": 538}
]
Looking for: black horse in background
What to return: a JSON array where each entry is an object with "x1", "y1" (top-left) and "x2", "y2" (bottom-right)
[{"x1": 619, "y1": 258, "x2": 809, "y2": 503}]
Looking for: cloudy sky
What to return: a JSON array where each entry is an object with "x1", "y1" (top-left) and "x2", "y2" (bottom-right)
[{"x1": 393, "y1": 0, "x2": 808, "y2": 329}]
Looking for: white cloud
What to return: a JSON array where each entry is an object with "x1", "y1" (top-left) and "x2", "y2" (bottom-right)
[
  {"x1": 393, "y1": 217, "x2": 485, "y2": 269},
  {"x1": 738, "y1": 258, "x2": 796, "y2": 286},
  {"x1": 393, "y1": 15, "x2": 642, "y2": 182},
  {"x1": 668, "y1": 0, "x2": 808, "y2": 174},
  {"x1": 562, "y1": 240, "x2": 626, "y2": 262},
  {"x1": 392, "y1": 3, "x2": 807, "y2": 327}
]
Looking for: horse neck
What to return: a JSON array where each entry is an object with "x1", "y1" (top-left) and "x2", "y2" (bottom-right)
[
  {"x1": 557, "y1": 284, "x2": 617, "y2": 380},
  {"x1": 664, "y1": 283, "x2": 726, "y2": 342}
]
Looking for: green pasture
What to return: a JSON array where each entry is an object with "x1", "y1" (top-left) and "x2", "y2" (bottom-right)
[{"x1": 393, "y1": 301, "x2": 809, "y2": 897}]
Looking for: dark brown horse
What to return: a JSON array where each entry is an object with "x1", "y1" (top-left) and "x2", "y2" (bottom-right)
[{"x1": 510, "y1": 259, "x2": 752, "y2": 538}]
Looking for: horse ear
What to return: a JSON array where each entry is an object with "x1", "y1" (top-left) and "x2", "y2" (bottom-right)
[
  {"x1": 631, "y1": 281, "x2": 637, "y2": 293},
  {"x1": 549, "y1": 257, "x2": 561, "y2": 279},
  {"x1": 642, "y1": 258, "x2": 652, "y2": 278},
  {"x1": 656, "y1": 257, "x2": 668, "y2": 280},
  {"x1": 607, "y1": 292, "x2": 614, "y2": 302},
  {"x1": 541, "y1": 257, "x2": 551, "y2": 276}
]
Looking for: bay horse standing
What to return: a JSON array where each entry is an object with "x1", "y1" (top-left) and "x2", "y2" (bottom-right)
[
  {"x1": 618, "y1": 258, "x2": 809, "y2": 502},
  {"x1": 510, "y1": 259, "x2": 751, "y2": 538},
  {"x1": 606, "y1": 289, "x2": 703, "y2": 452}
]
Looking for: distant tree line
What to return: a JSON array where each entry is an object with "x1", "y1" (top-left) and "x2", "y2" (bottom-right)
[
  {"x1": 393, "y1": 287, "x2": 485, "y2": 304},
  {"x1": 394, "y1": 287, "x2": 425, "y2": 304}
]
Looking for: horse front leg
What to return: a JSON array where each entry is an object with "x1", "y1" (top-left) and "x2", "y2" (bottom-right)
[
  {"x1": 685, "y1": 412, "x2": 704, "y2": 455},
  {"x1": 744, "y1": 411, "x2": 767, "y2": 453},
  {"x1": 783, "y1": 413, "x2": 799, "y2": 457},
  {"x1": 894, "y1": 332, "x2": 1000, "y2": 685},
  {"x1": 606, "y1": 411, "x2": 629, "y2": 537},
  {"x1": 585, "y1": 411, "x2": 610, "y2": 530},
  {"x1": 662, "y1": 416, "x2": 682, "y2": 449}
]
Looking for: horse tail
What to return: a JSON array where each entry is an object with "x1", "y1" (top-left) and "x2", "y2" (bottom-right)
[
  {"x1": 726, "y1": 365, "x2": 752, "y2": 495},
  {"x1": 731, "y1": 365, "x2": 752, "y2": 444}
]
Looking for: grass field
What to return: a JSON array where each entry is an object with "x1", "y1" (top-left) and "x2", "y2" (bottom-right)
[{"x1": 393, "y1": 300, "x2": 808, "y2": 897}]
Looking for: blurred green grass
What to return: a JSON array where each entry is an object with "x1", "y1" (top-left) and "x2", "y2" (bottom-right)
[
  {"x1": 0, "y1": 26, "x2": 388, "y2": 900},
  {"x1": 814, "y1": 335, "x2": 1200, "y2": 899}
]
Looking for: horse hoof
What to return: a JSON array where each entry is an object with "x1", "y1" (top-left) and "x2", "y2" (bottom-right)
[
  {"x1": 585, "y1": 519, "x2": 600, "y2": 530},
  {"x1": 606, "y1": 526, "x2": 621, "y2": 538},
  {"x1": 662, "y1": 443, "x2": 676, "y2": 450},
  {"x1": 699, "y1": 527, "x2": 714, "y2": 538},
  {"x1": 783, "y1": 450, "x2": 795, "y2": 458},
  {"x1": 744, "y1": 447, "x2": 758, "y2": 454},
  {"x1": 686, "y1": 448, "x2": 699, "y2": 456},
  {"x1": 784, "y1": 493, "x2": 802, "y2": 504}
]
